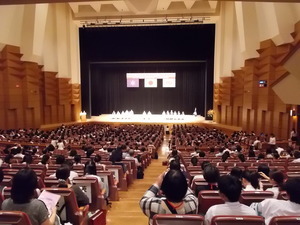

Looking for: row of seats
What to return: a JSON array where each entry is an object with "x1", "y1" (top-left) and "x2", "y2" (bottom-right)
[{"x1": 152, "y1": 214, "x2": 300, "y2": 225}]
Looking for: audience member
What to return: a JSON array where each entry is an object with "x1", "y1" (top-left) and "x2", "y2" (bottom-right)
[
  {"x1": 140, "y1": 170, "x2": 197, "y2": 225},
  {"x1": 195, "y1": 164, "x2": 220, "y2": 197},
  {"x1": 242, "y1": 170, "x2": 263, "y2": 191},
  {"x1": 259, "y1": 170, "x2": 285, "y2": 198},
  {"x1": 1, "y1": 168, "x2": 57, "y2": 225},
  {"x1": 205, "y1": 175, "x2": 256, "y2": 225},
  {"x1": 55, "y1": 165, "x2": 89, "y2": 207},
  {"x1": 252, "y1": 178, "x2": 300, "y2": 225}
]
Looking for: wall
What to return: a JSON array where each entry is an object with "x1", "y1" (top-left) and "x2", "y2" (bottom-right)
[
  {"x1": 0, "y1": 45, "x2": 81, "y2": 129},
  {"x1": 214, "y1": 21, "x2": 300, "y2": 139},
  {"x1": 0, "y1": 3, "x2": 81, "y2": 128}
]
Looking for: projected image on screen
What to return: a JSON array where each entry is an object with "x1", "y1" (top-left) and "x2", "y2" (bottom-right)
[{"x1": 126, "y1": 73, "x2": 176, "y2": 88}]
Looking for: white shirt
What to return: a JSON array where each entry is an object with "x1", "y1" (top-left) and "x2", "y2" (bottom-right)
[
  {"x1": 265, "y1": 186, "x2": 280, "y2": 199},
  {"x1": 269, "y1": 137, "x2": 276, "y2": 145},
  {"x1": 292, "y1": 158, "x2": 300, "y2": 163},
  {"x1": 243, "y1": 184, "x2": 263, "y2": 191},
  {"x1": 57, "y1": 142, "x2": 65, "y2": 150},
  {"x1": 275, "y1": 147, "x2": 284, "y2": 155},
  {"x1": 257, "y1": 199, "x2": 300, "y2": 225},
  {"x1": 205, "y1": 201, "x2": 256, "y2": 225}
]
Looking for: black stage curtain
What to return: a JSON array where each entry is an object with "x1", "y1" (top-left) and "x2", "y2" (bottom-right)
[{"x1": 90, "y1": 62, "x2": 207, "y2": 115}]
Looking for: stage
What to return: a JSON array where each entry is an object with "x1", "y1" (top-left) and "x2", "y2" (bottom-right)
[{"x1": 90, "y1": 114, "x2": 206, "y2": 124}]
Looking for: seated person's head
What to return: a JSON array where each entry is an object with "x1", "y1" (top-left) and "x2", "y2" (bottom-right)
[
  {"x1": 129, "y1": 149, "x2": 135, "y2": 157},
  {"x1": 4, "y1": 154, "x2": 13, "y2": 164},
  {"x1": 218, "y1": 175, "x2": 242, "y2": 202},
  {"x1": 11, "y1": 168, "x2": 37, "y2": 204},
  {"x1": 294, "y1": 151, "x2": 300, "y2": 159},
  {"x1": 269, "y1": 170, "x2": 285, "y2": 189},
  {"x1": 242, "y1": 170, "x2": 261, "y2": 190},
  {"x1": 201, "y1": 161, "x2": 211, "y2": 171},
  {"x1": 203, "y1": 165, "x2": 220, "y2": 184},
  {"x1": 94, "y1": 154, "x2": 102, "y2": 163},
  {"x1": 86, "y1": 148, "x2": 94, "y2": 158},
  {"x1": 199, "y1": 151, "x2": 206, "y2": 158},
  {"x1": 84, "y1": 160, "x2": 97, "y2": 175},
  {"x1": 284, "y1": 178, "x2": 300, "y2": 204},
  {"x1": 56, "y1": 165, "x2": 71, "y2": 187},
  {"x1": 74, "y1": 154, "x2": 81, "y2": 164},
  {"x1": 257, "y1": 153, "x2": 265, "y2": 160},
  {"x1": 69, "y1": 149, "x2": 77, "y2": 157},
  {"x1": 41, "y1": 154, "x2": 50, "y2": 165},
  {"x1": 161, "y1": 169, "x2": 188, "y2": 203},
  {"x1": 191, "y1": 156, "x2": 198, "y2": 166},
  {"x1": 56, "y1": 155, "x2": 65, "y2": 164},
  {"x1": 230, "y1": 166, "x2": 243, "y2": 180},
  {"x1": 257, "y1": 164, "x2": 270, "y2": 177},
  {"x1": 273, "y1": 151, "x2": 280, "y2": 159},
  {"x1": 238, "y1": 153, "x2": 245, "y2": 162},
  {"x1": 169, "y1": 159, "x2": 181, "y2": 170}
]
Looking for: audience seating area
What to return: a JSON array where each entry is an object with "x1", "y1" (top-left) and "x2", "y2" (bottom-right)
[{"x1": 0, "y1": 124, "x2": 300, "y2": 225}]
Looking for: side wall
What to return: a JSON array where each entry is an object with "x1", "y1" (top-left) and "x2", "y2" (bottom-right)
[
  {"x1": 0, "y1": 3, "x2": 81, "y2": 128},
  {"x1": 214, "y1": 21, "x2": 300, "y2": 139}
]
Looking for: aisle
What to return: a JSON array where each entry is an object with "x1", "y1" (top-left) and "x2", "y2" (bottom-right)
[{"x1": 106, "y1": 136, "x2": 170, "y2": 225}]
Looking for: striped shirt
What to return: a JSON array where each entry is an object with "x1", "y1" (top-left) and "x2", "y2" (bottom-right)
[{"x1": 140, "y1": 184, "x2": 198, "y2": 225}]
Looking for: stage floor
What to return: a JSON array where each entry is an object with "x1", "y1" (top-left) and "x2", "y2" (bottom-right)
[{"x1": 90, "y1": 114, "x2": 206, "y2": 124}]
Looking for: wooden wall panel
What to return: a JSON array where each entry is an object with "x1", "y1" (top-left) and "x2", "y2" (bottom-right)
[
  {"x1": 214, "y1": 21, "x2": 300, "y2": 139},
  {"x1": 0, "y1": 45, "x2": 81, "y2": 129}
]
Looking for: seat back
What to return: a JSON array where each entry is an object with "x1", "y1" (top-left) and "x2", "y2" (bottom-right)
[
  {"x1": 198, "y1": 190, "x2": 224, "y2": 214},
  {"x1": 88, "y1": 210, "x2": 106, "y2": 225},
  {"x1": 97, "y1": 171, "x2": 119, "y2": 201},
  {"x1": 43, "y1": 187, "x2": 89, "y2": 225},
  {"x1": 240, "y1": 191, "x2": 274, "y2": 206},
  {"x1": 153, "y1": 214, "x2": 204, "y2": 225},
  {"x1": 0, "y1": 211, "x2": 32, "y2": 225},
  {"x1": 73, "y1": 176, "x2": 106, "y2": 211},
  {"x1": 106, "y1": 165, "x2": 127, "y2": 191},
  {"x1": 269, "y1": 216, "x2": 300, "y2": 225},
  {"x1": 211, "y1": 215, "x2": 265, "y2": 225}
]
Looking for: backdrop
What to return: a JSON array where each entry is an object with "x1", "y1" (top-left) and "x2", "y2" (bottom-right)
[{"x1": 90, "y1": 62, "x2": 207, "y2": 115}]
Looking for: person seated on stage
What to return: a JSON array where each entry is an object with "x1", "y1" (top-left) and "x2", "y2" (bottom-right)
[
  {"x1": 205, "y1": 175, "x2": 256, "y2": 225},
  {"x1": 55, "y1": 165, "x2": 89, "y2": 207},
  {"x1": 195, "y1": 164, "x2": 220, "y2": 197},
  {"x1": 2, "y1": 168, "x2": 57, "y2": 225},
  {"x1": 251, "y1": 178, "x2": 300, "y2": 225},
  {"x1": 140, "y1": 169, "x2": 198, "y2": 225}
]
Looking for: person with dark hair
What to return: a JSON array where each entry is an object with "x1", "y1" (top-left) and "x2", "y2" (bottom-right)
[
  {"x1": 39, "y1": 154, "x2": 50, "y2": 168},
  {"x1": 86, "y1": 147, "x2": 94, "y2": 158},
  {"x1": 109, "y1": 146, "x2": 122, "y2": 163},
  {"x1": 22, "y1": 154, "x2": 33, "y2": 165},
  {"x1": 205, "y1": 175, "x2": 256, "y2": 225},
  {"x1": 69, "y1": 149, "x2": 77, "y2": 157},
  {"x1": 221, "y1": 151, "x2": 230, "y2": 162},
  {"x1": 199, "y1": 151, "x2": 206, "y2": 158},
  {"x1": 248, "y1": 148, "x2": 256, "y2": 158},
  {"x1": 259, "y1": 170, "x2": 285, "y2": 198},
  {"x1": 252, "y1": 178, "x2": 300, "y2": 225},
  {"x1": 94, "y1": 154, "x2": 106, "y2": 170},
  {"x1": 55, "y1": 155, "x2": 65, "y2": 164},
  {"x1": 74, "y1": 154, "x2": 83, "y2": 166},
  {"x1": 140, "y1": 170, "x2": 197, "y2": 225},
  {"x1": 55, "y1": 165, "x2": 89, "y2": 207},
  {"x1": 4, "y1": 154, "x2": 13, "y2": 165},
  {"x1": 230, "y1": 166, "x2": 243, "y2": 180},
  {"x1": 190, "y1": 156, "x2": 198, "y2": 166},
  {"x1": 257, "y1": 153, "x2": 265, "y2": 161},
  {"x1": 195, "y1": 165, "x2": 220, "y2": 197},
  {"x1": 238, "y1": 153, "x2": 246, "y2": 162},
  {"x1": 292, "y1": 150, "x2": 300, "y2": 163},
  {"x1": 2, "y1": 168, "x2": 57, "y2": 225},
  {"x1": 257, "y1": 164, "x2": 270, "y2": 177},
  {"x1": 242, "y1": 170, "x2": 263, "y2": 191},
  {"x1": 84, "y1": 160, "x2": 107, "y2": 198}
]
